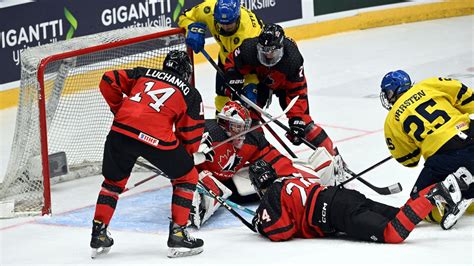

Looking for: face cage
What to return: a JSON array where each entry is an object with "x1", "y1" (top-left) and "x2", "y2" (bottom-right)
[
  {"x1": 380, "y1": 91, "x2": 393, "y2": 110},
  {"x1": 251, "y1": 171, "x2": 273, "y2": 198},
  {"x1": 217, "y1": 114, "x2": 251, "y2": 146},
  {"x1": 257, "y1": 43, "x2": 283, "y2": 67}
]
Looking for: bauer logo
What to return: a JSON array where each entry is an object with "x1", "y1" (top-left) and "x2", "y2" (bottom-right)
[{"x1": 138, "y1": 132, "x2": 159, "y2": 146}]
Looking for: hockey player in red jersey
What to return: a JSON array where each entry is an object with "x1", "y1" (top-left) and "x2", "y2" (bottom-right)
[
  {"x1": 249, "y1": 160, "x2": 472, "y2": 243},
  {"x1": 90, "y1": 50, "x2": 205, "y2": 258},
  {"x1": 223, "y1": 23, "x2": 337, "y2": 156},
  {"x1": 188, "y1": 101, "x2": 343, "y2": 228}
]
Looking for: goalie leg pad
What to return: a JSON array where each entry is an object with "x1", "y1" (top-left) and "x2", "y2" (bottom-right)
[
  {"x1": 198, "y1": 171, "x2": 232, "y2": 226},
  {"x1": 306, "y1": 147, "x2": 346, "y2": 186}
]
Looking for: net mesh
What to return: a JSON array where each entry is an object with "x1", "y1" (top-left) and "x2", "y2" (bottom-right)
[{"x1": 0, "y1": 27, "x2": 187, "y2": 215}]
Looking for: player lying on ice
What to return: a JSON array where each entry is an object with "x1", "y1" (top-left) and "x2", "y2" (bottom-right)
[
  {"x1": 248, "y1": 159, "x2": 473, "y2": 242},
  {"x1": 188, "y1": 100, "x2": 346, "y2": 228}
]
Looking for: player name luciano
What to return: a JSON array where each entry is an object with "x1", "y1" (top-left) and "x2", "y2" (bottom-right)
[
  {"x1": 394, "y1": 90, "x2": 426, "y2": 121},
  {"x1": 145, "y1": 69, "x2": 191, "y2": 95}
]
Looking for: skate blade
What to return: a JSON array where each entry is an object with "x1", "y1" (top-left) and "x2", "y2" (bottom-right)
[
  {"x1": 441, "y1": 199, "x2": 473, "y2": 230},
  {"x1": 91, "y1": 246, "x2": 111, "y2": 259},
  {"x1": 167, "y1": 247, "x2": 203, "y2": 258}
]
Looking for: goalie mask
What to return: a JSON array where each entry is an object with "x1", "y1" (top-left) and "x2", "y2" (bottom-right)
[
  {"x1": 257, "y1": 24, "x2": 285, "y2": 67},
  {"x1": 249, "y1": 160, "x2": 278, "y2": 198},
  {"x1": 163, "y1": 50, "x2": 193, "y2": 83},
  {"x1": 380, "y1": 70, "x2": 412, "y2": 110},
  {"x1": 217, "y1": 101, "x2": 251, "y2": 149}
]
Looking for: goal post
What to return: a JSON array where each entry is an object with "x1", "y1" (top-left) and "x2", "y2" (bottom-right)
[{"x1": 0, "y1": 27, "x2": 192, "y2": 217}]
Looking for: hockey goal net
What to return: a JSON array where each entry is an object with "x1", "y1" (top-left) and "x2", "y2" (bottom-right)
[{"x1": 0, "y1": 27, "x2": 190, "y2": 217}]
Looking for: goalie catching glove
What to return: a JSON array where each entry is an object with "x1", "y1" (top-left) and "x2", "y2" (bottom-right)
[
  {"x1": 193, "y1": 132, "x2": 215, "y2": 165},
  {"x1": 188, "y1": 171, "x2": 232, "y2": 228}
]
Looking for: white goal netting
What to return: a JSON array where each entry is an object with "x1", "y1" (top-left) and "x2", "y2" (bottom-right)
[{"x1": 0, "y1": 26, "x2": 188, "y2": 216}]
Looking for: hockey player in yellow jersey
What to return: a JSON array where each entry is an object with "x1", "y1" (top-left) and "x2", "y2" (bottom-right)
[
  {"x1": 178, "y1": 0, "x2": 262, "y2": 111},
  {"x1": 380, "y1": 70, "x2": 474, "y2": 230}
]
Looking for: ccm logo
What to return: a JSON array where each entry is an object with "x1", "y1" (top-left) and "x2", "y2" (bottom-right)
[
  {"x1": 321, "y1": 202, "x2": 328, "y2": 223},
  {"x1": 190, "y1": 27, "x2": 205, "y2": 34}
]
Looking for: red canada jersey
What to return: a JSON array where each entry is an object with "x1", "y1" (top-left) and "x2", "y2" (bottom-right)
[
  {"x1": 224, "y1": 37, "x2": 311, "y2": 123},
  {"x1": 254, "y1": 177, "x2": 325, "y2": 241},
  {"x1": 197, "y1": 120, "x2": 301, "y2": 181},
  {"x1": 99, "y1": 67, "x2": 205, "y2": 155}
]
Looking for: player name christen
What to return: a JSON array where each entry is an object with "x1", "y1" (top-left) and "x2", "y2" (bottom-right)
[{"x1": 145, "y1": 69, "x2": 190, "y2": 95}]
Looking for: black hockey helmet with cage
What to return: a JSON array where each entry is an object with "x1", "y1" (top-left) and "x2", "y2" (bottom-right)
[
  {"x1": 257, "y1": 23, "x2": 285, "y2": 67},
  {"x1": 249, "y1": 160, "x2": 278, "y2": 198},
  {"x1": 163, "y1": 50, "x2": 193, "y2": 82}
]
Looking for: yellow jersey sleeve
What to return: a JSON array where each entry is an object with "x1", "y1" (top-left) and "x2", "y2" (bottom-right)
[
  {"x1": 384, "y1": 116, "x2": 421, "y2": 167},
  {"x1": 383, "y1": 77, "x2": 473, "y2": 166},
  {"x1": 178, "y1": 0, "x2": 215, "y2": 32}
]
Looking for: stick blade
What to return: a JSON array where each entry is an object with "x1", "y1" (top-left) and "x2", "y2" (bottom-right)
[{"x1": 388, "y1": 183, "x2": 403, "y2": 194}]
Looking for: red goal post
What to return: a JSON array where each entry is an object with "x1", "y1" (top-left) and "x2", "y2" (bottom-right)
[{"x1": 0, "y1": 27, "x2": 193, "y2": 217}]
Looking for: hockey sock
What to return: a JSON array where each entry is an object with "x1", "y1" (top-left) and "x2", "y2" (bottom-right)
[
  {"x1": 94, "y1": 177, "x2": 129, "y2": 225},
  {"x1": 171, "y1": 168, "x2": 198, "y2": 226},
  {"x1": 305, "y1": 125, "x2": 335, "y2": 155},
  {"x1": 383, "y1": 185, "x2": 435, "y2": 243}
]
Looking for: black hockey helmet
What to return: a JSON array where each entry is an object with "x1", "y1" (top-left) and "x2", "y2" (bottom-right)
[
  {"x1": 163, "y1": 50, "x2": 193, "y2": 82},
  {"x1": 257, "y1": 23, "x2": 285, "y2": 67},
  {"x1": 249, "y1": 160, "x2": 278, "y2": 198}
]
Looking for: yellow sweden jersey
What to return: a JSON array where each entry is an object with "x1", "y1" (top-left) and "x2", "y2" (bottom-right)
[
  {"x1": 178, "y1": 0, "x2": 263, "y2": 63},
  {"x1": 384, "y1": 77, "x2": 474, "y2": 167}
]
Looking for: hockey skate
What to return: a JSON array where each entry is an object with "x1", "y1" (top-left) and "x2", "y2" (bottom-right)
[
  {"x1": 90, "y1": 220, "x2": 114, "y2": 259},
  {"x1": 426, "y1": 167, "x2": 473, "y2": 230},
  {"x1": 440, "y1": 167, "x2": 473, "y2": 230},
  {"x1": 167, "y1": 222, "x2": 204, "y2": 258}
]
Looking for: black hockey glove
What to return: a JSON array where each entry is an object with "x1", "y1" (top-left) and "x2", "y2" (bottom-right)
[
  {"x1": 252, "y1": 215, "x2": 265, "y2": 235},
  {"x1": 285, "y1": 117, "x2": 306, "y2": 145},
  {"x1": 224, "y1": 68, "x2": 245, "y2": 98}
]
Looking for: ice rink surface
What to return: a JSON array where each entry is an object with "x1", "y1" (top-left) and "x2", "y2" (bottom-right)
[{"x1": 0, "y1": 15, "x2": 473, "y2": 266}]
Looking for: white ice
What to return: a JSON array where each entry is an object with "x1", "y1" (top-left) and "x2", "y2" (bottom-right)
[{"x1": 0, "y1": 16, "x2": 473, "y2": 266}]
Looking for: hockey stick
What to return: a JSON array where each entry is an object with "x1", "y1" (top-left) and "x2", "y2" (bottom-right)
[
  {"x1": 205, "y1": 96, "x2": 299, "y2": 153},
  {"x1": 122, "y1": 173, "x2": 160, "y2": 194},
  {"x1": 196, "y1": 184, "x2": 256, "y2": 216},
  {"x1": 338, "y1": 156, "x2": 402, "y2": 195},
  {"x1": 134, "y1": 160, "x2": 257, "y2": 231},
  {"x1": 259, "y1": 116, "x2": 298, "y2": 158},
  {"x1": 201, "y1": 49, "x2": 317, "y2": 151},
  {"x1": 198, "y1": 180, "x2": 256, "y2": 232},
  {"x1": 201, "y1": 49, "x2": 398, "y2": 195}
]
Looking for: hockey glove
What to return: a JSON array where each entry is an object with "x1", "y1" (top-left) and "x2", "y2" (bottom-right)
[
  {"x1": 224, "y1": 68, "x2": 245, "y2": 98},
  {"x1": 286, "y1": 117, "x2": 306, "y2": 145},
  {"x1": 193, "y1": 132, "x2": 215, "y2": 165},
  {"x1": 186, "y1": 22, "x2": 206, "y2": 53}
]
